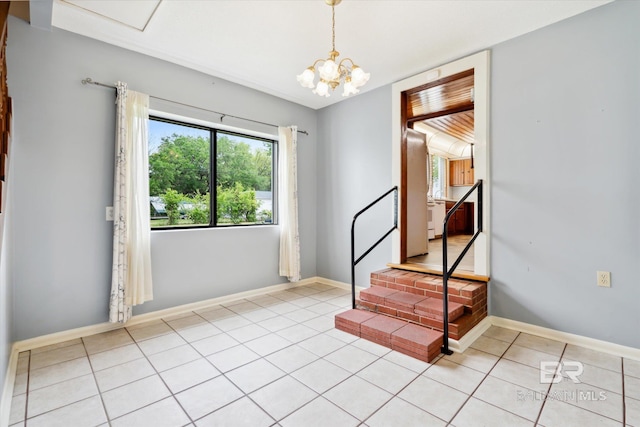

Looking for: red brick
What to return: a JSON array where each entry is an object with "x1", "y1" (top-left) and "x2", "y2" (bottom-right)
[
  {"x1": 460, "y1": 283, "x2": 485, "y2": 298},
  {"x1": 378, "y1": 305, "x2": 398, "y2": 316},
  {"x1": 441, "y1": 280, "x2": 467, "y2": 296},
  {"x1": 384, "y1": 292, "x2": 428, "y2": 312},
  {"x1": 371, "y1": 278, "x2": 387, "y2": 287},
  {"x1": 423, "y1": 290, "x2": 443, "y2": 299},
  {"x1": 396, "y1": 272, "x2": 422, "y2": 286},
  {"x1": 360, "y1": 333, "x2": 390, "y2": 348},
  {"x1": 335, "y1": 324, "x2": 361, "y2": 336},
  {"x1": 361, "y1": 315, "x2": 407, "y2": 346},
  {"x1": 334, "y1": 309, "x2": 378, "y2": 331},
  {"x1": 449, "y1": 295, "x2": 470, "y2": 305},
  {"x1": 397, "y1": 310, "x2": 420, "y2": 323},
  {"x1": 415, "y1": 279, "x2": 438, "y2": 291},
  {"x1": 360, "y1": 287, "x2": 398, "y2": 304},
  {"x1": 356, "y1": 299, "x2": 377, "y2": 311},
  {"x1": 406, "y1": 287, "x2": 426, "y2": 296},
  {"x1": 391, "y1": 323, "x2": 443, "y2": 352},
  {"x1": 415, "y1": 298, "x2": 465, "y2": 322},
  {"x1": 387, "y1": 282, "x2": 408, "y2": 292},
  {"x1": 391, "y1": 345, "x2": 440, "y2": 363}
]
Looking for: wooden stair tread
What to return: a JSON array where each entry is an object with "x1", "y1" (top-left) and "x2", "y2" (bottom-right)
[{"x1": 386, "y1": 262, "x2": 490, "y2": 282}]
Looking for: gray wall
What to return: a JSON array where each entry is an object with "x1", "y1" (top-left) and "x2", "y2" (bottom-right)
[
  {"x1": 0, "y1": 194, "x2": 11, "y2": 413},
  {"x1": 316, "y1": 86, "x2": 393, "y2": 288},
  {"x1": 490, "y1": 0, "x2": 639, "y2": 347},
  {"x1": 316, "y1": 0, "x2": 639, "y2": 347},
  {"x1": 7, "y1": 16, "x2": 317, "y2": 341}
]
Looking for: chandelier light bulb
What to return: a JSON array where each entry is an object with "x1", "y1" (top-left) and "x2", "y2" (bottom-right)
[
  {"x1": 350, "y1": 66, "x2": 370, "y2": 88},
  {"x1": 318, "y1": 59, "x2": 340, "y2": 82},
  {"x1": 296, "y1": 0, "x2": 369, "y2": 98},
  {"x1": 297, "y1": 68, "x2": 316, "y2": 88},
  {"x1": 342, "y1": 79, "x2": 358, "y2": 97},
  {"x1": 313, "y1": 80, "x2": 330, "y2": 97}
]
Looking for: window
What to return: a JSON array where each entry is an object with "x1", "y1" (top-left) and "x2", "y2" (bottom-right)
[
  {"x1": 148, "y1": 117, "x2": 277, "y2": 229},
  {"x1": 429, "y1": 154, "x2": 446, "y2": 199}
]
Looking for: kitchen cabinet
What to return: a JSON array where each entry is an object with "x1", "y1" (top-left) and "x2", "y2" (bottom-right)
[
  {"x1": 449, "y1": 159, "x2": 474, "y2": 186},
  {"x1": 445, "y1": 201, "x2": 474, "y2": 235}
]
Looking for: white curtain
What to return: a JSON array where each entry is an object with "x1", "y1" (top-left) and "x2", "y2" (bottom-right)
[
  {"x1": 278, "y1": 126, "x2": 301, "y2": 282},
  {"x1": 109, "y1": 82, "x2": 153, "y2": 323}
]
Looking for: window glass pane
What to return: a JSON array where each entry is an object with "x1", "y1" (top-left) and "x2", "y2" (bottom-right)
[
  {"x1": 431, "y1": 155, "x2": 445, "y2": 199},
  {"x1": 149, "y1": 119, "x2": 211, "y2": 228},
  {"x1": 216, "y1": 132, "x2": 274, "y2": 226}
]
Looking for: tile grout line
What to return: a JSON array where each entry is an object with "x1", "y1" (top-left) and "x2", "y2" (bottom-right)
[
  {"x1": 161, "y1": 311, "x2": 262, "y2": 426},
  {"x1": 622, "y1": 358, "x2": 626, "y2": 426},
  {"x1": 22, "y1": 351, "x2": 31, "y2": 426},
  {"x1": 162, "y1": 292, "x2": 341, "y2": 424},
  {"x1": 444, "y1": 331, "x2": 523, "y2": 426},
  {"x1": 118, "y1": 323, "x2": 195, "y2": 425},
  {"x1": 360, "y1": 354, "x2": 444, "y2": 425},
  {"x1": 186, "y1": 288, "x2": 347, "y2": 424},
  {"x1": 532, "y1": 342, "x2": 567, "y2": 426},
  {"x1": 81, "y1": 336, "x2": 114, "y2": 427}
]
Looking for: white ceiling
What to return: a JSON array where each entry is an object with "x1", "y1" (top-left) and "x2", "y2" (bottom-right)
[{"x1": 51, "y1": 0, "x2": 611, "y2": 110}]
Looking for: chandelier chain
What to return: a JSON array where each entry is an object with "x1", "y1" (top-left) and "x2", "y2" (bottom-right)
[{"x1": 331, "y1": 4, "x2": 336, "y2": 52}]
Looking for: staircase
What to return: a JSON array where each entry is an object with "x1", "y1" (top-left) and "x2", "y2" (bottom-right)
[{"x1": 335, "y1": 267, "x2": 487, "y2": 362}]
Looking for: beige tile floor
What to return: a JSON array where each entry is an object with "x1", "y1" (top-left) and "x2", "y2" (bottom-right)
[
  {"x1": 408, "y1": 235, "x2": 475, "y2": 273},
  {"x1": 7, "y1": 282, "x2": 640, "y2": 426}
]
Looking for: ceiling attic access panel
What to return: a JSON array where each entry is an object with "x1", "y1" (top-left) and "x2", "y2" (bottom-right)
[{"x1": 405, "y1": 69, "x2": 474, "y2": 123}]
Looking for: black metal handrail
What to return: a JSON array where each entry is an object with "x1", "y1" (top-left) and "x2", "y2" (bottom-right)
[
  {"x1": 351, "y1": 186, "x2": 398, "y2": 309},
  {"x1": 441, "y1": 179, "x2": 483, "y2": 354}
]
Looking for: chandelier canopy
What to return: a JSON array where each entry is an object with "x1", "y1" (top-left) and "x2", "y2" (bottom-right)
[{"x1": 297, "y1": 0, "x2": 370, "y2": 98}]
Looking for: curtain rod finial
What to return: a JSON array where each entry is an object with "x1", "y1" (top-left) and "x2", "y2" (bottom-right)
[{"x1": 81, "y1": 78, "x2": 93, "y2": 85}]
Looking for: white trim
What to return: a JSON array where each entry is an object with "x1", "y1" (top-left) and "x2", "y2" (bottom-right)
[
  {"x1": 490, "y1": 316, "x2": 640, "y2": 362},
  {"x1": 11, "y1": 277, "x2": 317, "y2": 353},
  {"x1": 149, "y1": 109, "x2": 278, "y2": 141},
  {"x1": 314, "y1": 276, "x2": 365, "y2": 293},
  {"x1": 5, "y1": 279, "x2": 640, "y2": 425},
  {"x1": 448, "y1": 316, "x2": 493, "y2": 353},
  {"x1": 391, "y1": 50, "x2": 491, "y2": 277},
  {"x1": 0, "y1": 348, "x2": 19, "y2": 427}
]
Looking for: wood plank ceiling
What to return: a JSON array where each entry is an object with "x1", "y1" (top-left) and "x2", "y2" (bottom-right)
[{"x1": 406, "y1": 70, "x2": 475, "y2": 145}]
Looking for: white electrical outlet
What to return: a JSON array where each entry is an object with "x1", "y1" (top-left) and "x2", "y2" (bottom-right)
[
  {"x1": 106, "y1": 206, "x2": 114, "y2": 221},
  {"x1": 597, "y1": 271, "x2": 611, "y2": 288}
]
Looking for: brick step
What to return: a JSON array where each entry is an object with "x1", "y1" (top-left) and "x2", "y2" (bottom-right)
[
  {"x1": 356, "y1": 299, "x2": 478, "y2": 341},
  {"x1": 335, "y1": 309, "x2": 443, "y2": 363},
  {"x1": 371, "y1": 268, "x2": 487, "y2": 318},
  {"x1": 359, "y1": 286, "x2": 465, "y2": 322}
]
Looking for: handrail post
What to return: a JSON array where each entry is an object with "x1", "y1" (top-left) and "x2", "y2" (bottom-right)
[
  {"x1": 478, "y1": 179, "x2": 483, "y2": 233},
  {"x1": 350, "y1": 186, "x2": 398, "y2": 311},
  {"x1": 351, "y1": 219, "x2": 357, "y2": 309},
  {"x1": 393, "y1": 188, "x2": 398, "y2": 228},
  {"x1": 441, "y1": 179, "x2": 483, "y2": 355},
  {"x1": 441, "y1": 228, "x2": 452, "y2": 355}
]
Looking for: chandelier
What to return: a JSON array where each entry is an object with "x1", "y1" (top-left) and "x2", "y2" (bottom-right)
[{"x1": 297, "y1": 0, "x2": 369, "y2": 97}]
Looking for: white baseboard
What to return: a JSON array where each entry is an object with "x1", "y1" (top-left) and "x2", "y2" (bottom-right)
[
  {"x1": 12, "y1": 277, "x2": 318, "y2": 353},
  {"x1": 314, "y1": 277, "x2": 365, "y2": 293},
  {"x1": 0, "y1": 348, "x2": 18, "y2": 427},
  {"x1": 448, "y1": 316, "x2": 492, "y2": 353},
  {"x1": 490, "y1": 316, "x2": 640, "y2": 361},
  {"x1": 4, "y1": 278, "x2": 640, "y2": 427}
]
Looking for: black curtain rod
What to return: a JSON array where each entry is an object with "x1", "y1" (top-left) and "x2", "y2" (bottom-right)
[{"x1": 81, "y1": 77, "x2": 309, "y2": 136}]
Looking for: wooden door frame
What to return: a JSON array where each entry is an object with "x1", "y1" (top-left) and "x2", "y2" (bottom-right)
[{"x1": 391, "y1": 50, "x2": 491, "y2": 277}]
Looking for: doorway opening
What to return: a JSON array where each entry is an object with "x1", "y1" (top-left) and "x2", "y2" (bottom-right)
[
  {"x1": 406, "y1": 69, "x2": 475, "y2": 273},
  {"x1": 391, "y1": 51, "x2": 490, "y2": 280}
]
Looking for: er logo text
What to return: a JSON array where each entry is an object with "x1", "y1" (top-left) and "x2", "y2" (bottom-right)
[{"x1": 540, "y1": 361, "x2": 584, "y2": 384}]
